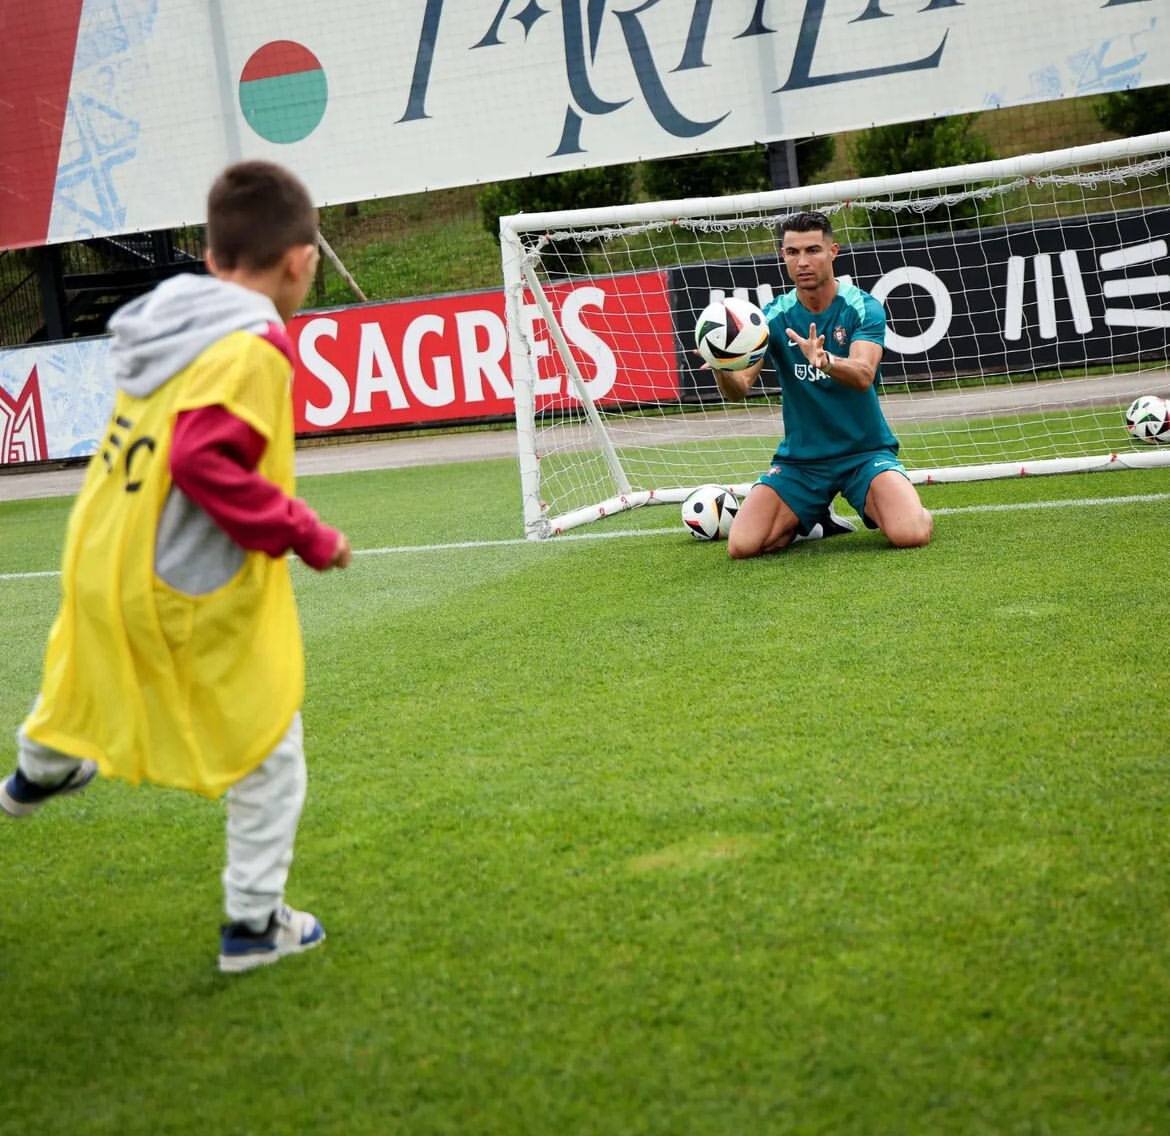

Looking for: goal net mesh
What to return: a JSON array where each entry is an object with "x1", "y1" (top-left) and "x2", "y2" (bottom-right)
[{"x1": 501, "y1": 134, "x2": 1170, "y2": 537}]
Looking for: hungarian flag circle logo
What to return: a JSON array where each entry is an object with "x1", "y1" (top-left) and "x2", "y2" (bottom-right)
[{"x1": 239, "y1": 41, "x2": 327, "y2": 144}]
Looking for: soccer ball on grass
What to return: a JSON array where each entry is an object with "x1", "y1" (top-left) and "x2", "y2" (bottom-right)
[
  {"x1": 682, "y1": 485, "x2": 739, "y2": 541},
  {"x1": 1124, "y1": 395, "x2": 1170, "y2": 444}
]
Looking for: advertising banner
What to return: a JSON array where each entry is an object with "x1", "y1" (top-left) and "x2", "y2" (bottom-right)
[
  {"x1": 3, "y1": 0, "x2": 1166, "y2": 249},
  {"x1": 0, "y1": 339, "x2": 114, "y2": 465},
  {"x1": 669, "y1": 207, "x2": 1170, "y2": 396},
  {"x1": 293, "y1": 270, "x2": 674, "y2": 432},
  {"x1": 0, "y1": 269, "x2": 676, "y2": 464},
  {"x1": 3, "y1": 211, "x2": 1167, "y2": 467}
]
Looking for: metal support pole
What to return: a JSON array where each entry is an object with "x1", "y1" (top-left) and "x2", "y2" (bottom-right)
[
  {"x1": 37, "y1": 246, "x2": 66, "y2": 340},
  {"x1": 766, "y1": 139, "x2": 800, "y2": 191},
  {"x1": 317, "y1": 233, "x2": 368, "y2": 303}
]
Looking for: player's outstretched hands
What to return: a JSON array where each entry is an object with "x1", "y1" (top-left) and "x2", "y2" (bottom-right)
[
  {"x1": 786, "y1": 323, "x2": 828, "y2": 370},
  {"x1": 327, "y1": 532, "x2": 352, "y2": 570}
]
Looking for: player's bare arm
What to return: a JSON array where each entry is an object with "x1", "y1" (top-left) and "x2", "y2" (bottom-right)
[
  {"x1": 786, "y1": 324, "x2": 881, "y2": 391},
  {"x1": 712, "y1": 357, "x2": 765, "y2": 401}
]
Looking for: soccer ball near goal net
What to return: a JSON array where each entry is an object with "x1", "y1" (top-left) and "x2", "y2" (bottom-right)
[
  {"x1": 1124, "y1": 394, "x2": 1170, "y2": 444},
  {"x1": 681, "y1": 484, "x2": 739, "y2": 541},
  {"x1": 500, "y1": 132, "x2": 1170, "y2": 539}
]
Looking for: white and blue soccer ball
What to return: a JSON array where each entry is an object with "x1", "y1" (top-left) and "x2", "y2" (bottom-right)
[
  {"x1": 1124, "y1": 394, "x2": 1170, "y2": 444},
  {"x1": 694, "y1": 297, "x2": 769, "y2": 371},
  {"x1": 681, "y1": 484, "x2": 739, "y2": 541}
]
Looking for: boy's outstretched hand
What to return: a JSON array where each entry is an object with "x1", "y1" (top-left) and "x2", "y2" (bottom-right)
[{"x1": 327, "y1": 533, "x2": 352, "y2": 570}]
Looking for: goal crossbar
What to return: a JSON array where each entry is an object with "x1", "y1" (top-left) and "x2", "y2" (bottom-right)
[{"x1": 503, "y1": 133, "x2": 1170, "y2": 239}]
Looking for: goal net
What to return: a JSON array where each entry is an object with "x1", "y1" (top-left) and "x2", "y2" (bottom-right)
[{"x1": 500, "y1": 132, "x2": 1170, "y2": 539}]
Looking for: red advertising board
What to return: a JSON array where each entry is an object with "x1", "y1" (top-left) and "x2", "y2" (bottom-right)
[{"x1": 290, "y1": 270, "x2": 676, "y2": 433}]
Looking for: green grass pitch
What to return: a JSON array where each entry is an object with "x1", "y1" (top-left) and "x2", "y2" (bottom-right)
[{"x1": 2, "y1": 458, "x2": 1169, "y2": 1136}]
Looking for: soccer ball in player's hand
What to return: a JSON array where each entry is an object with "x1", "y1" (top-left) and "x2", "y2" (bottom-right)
[
  {"x1": 1124, "y1": 395, "x2": 1170, "y2": 444},
  {"x1": 682, "y1": 485, "x2": 739, "y2": 540},
  {"x1": 694, "y1": 297, "x2": 769, "y2": 371}
]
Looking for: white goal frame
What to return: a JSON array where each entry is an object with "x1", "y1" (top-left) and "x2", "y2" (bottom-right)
[{"x1": 501, "y1": 132, "x2": 1170, "y2": 539}]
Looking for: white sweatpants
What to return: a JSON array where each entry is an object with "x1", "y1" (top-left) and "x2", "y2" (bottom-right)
[
  {"x1": 221, "y1": 713, "x2": 307, "y2": 927},
  {"x1": 17, "y1": 712, "x2": 307, "y2": 929}
]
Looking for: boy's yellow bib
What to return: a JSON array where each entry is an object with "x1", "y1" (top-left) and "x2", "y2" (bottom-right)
[{"x1": 24, "y1": 331, "x2": 304, "y2": 798}]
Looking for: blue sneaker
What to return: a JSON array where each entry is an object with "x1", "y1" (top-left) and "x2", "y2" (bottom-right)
[
  {"x1": 218, "y1": 904, "x2": 326, "y2": 974},
  {"x1": 0, "y1": 761, "x2": 98, "y2": 818}
]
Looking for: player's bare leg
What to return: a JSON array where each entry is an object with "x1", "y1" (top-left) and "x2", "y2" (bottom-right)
[
  {"x1": 727, "y1": 484, "x2": 800, "y2": 559},
  {"x1": 864, "y1": 470, "x2": 933, "y2": 548}
]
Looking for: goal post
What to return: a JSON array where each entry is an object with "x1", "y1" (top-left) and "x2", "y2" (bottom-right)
[{"x1": 500, "y1": 132, "x2": 1170, "y2": 539}]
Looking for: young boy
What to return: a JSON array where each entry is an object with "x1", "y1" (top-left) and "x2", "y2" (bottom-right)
[{"x1": 2, "y1": 160, "x2": 352, "y2": 975}]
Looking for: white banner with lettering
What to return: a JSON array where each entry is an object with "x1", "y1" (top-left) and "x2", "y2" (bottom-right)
[{"x1": 5, "y1": 0, "x2": 1167, "y2": 250}]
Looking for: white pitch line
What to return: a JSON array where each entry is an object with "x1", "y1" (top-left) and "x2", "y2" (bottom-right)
[
  {"x1": 930, "y1": 491, "x2": 1170, "y2": 515},
  {"x1": 353, "y1": 525, "x2": 672, "y2": 557},
  {"x1": 2, "y1": 491, "x2": 1168, "y2": 582}
]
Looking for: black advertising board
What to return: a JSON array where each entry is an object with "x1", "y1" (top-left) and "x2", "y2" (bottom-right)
[{"x1": 670, "y1": 207, "x2": 1170, "y2": 400}]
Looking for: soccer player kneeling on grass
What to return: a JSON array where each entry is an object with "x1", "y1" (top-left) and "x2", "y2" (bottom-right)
[
  {"x1": 2, "y1": 161, "x2": 352, "y2": 974},
  {"x1": 712, "y1": 210, "x2": 933, "y2": 558}
]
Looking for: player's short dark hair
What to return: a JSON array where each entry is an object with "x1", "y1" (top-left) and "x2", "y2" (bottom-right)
[
  {"x1": 777, "y1": 210, "x2": 834, "y2": 242},
  {"x1": 207, "y1": 160, "x2": 318, "y2": 271}
]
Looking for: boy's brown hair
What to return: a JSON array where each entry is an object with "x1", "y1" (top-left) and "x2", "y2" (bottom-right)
[{"x1": 207, "y1": 160, "x2": 318, "y2": 271}]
